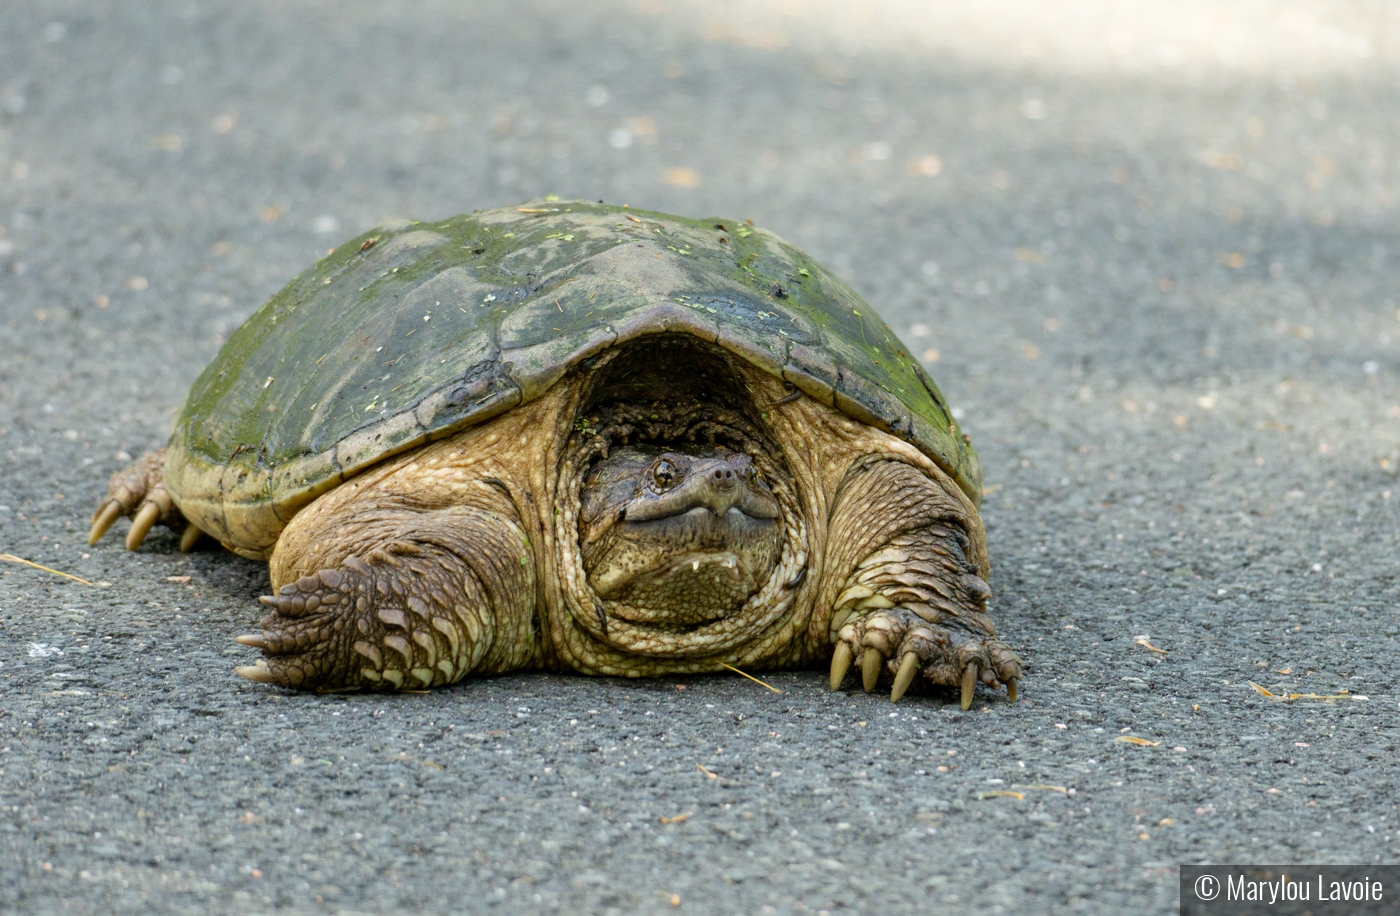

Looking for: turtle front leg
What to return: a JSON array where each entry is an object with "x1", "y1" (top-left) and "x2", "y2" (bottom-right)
[
  {"x1": 237, "y1": 484, "x2": 540, "y2": 691},
  {"x1": 88, "y1": 448, "x2": 198, "y2": 551},
  {"x1": 822, "y1": 460, "x2": 1021, "y2": 708}
]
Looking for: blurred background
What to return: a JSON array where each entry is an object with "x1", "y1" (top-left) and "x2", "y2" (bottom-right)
[{"x1": 2, "y1": 3, "x2": 1398, "y2": 914}]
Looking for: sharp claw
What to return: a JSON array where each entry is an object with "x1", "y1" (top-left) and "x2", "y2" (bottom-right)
[
  {"x1": 960, "y1": 663, "x2": 978, "y2": 710},
  {"x1": 179, "y1": 525, "x2": 204, "y2": 553},
  {"x1": 258, "y1": 595, "x2": 303, "y2": 620},
  {"x1": 890, "y1": 652, "x2": 919, "y2": 703},
  {"x1": 258, "y1": 594, "x2": 306, "y2": 616},
  {"x1": 89, "y1": 501, "x2": 123, "y2": 545},
  {"x1": 235, "y1": 634, "x2": 268, "y2": 649},
  {"x1": 1006, "y1": 677, "x2": 1018, "y2": 703},
  {"x1": 829, "y1": 642, "x2": 853, "y2": 691},
  {"x1": 125, "y1": 501, "x2": 161, "y2": 551},
  {"x1": 861, "y1": 649, "x2": 884, "y2": 693},
  {"x1": 235, "y1": 660, "x2": 276, "y2": 684}
]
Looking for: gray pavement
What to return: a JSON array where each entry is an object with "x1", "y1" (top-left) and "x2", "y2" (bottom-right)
[{"x1": 2, "y1": 2, "x2": 1398, "y2": 913}]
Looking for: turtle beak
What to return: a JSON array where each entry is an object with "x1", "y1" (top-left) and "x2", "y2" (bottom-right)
[{"x1": 694, "y1": 461, "x2": 740, "y2": 515}]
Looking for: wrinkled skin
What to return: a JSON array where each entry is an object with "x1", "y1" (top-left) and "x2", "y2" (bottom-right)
[{"x1": 91, "y1": 339, "x2": 1021, "y2": 706}]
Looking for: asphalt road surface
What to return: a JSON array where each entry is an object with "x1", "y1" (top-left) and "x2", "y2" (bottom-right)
[{"x1": 2, "y1": 2, "x2": 1398, "y2": 914}]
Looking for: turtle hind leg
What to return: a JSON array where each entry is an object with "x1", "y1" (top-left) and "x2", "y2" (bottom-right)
[
  {"x1": 88, "y1": 448, "x2": 194, "y2": 550},
  {"x1": 237, "y1": 490, "x2": 540, "y2": 691}
]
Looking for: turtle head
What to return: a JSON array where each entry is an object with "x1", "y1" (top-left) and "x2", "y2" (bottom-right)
[{"x1": 578, "y1": 446, "x2": 783, "y2": 624}]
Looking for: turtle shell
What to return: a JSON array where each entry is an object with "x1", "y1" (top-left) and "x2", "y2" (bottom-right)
[{"x1": 165, "y1": 200, "x2": 980, "y2": 557}]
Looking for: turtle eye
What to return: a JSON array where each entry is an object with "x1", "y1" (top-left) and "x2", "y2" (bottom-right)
[{"x1": 650, "y1": 459, "x2": 681, "y2": 491}]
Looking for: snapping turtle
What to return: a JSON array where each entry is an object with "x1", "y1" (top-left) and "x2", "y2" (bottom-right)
[{"x1": 89, "y1": 200, "x2": 1021, "y2": 705}]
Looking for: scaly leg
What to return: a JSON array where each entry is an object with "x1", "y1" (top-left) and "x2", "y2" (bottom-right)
[
  {"x1": 236, "y1": 482, "x2": 540, "y2": 691},
  {"x1": 822, "y1": 460, "x2": 1021, "y2": 707},
  {"x1": 88, "y1": 449, "x2": 200, "y2": 551}
]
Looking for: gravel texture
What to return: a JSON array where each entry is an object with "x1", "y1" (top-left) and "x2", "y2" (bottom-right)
[{"x1": 1, "y1": 2, "x2": 1398, "y2": 914}]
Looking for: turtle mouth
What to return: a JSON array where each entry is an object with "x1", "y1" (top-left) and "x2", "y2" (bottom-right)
[
  {"x1": 589, "y1": 507, "x2": 782, "y2": 604},
  {"x1": 627, "y1": 502, "x2": 775, "y2": 521},
  {"x1": 625, "y1": 502, "x2": 777, "y2": 524},
  {"x1": 615, "y1": 505, "x2": 782, "y2": 571},
  {"x1": 618, "y1": 507, "x2": 784, "y2": 549}
]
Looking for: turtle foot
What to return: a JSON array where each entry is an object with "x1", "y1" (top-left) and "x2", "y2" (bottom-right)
[
  {"x1": 829, "y1": 606, "x2": 1021, "y2": 708},
  {"x1": 239, "y1": 552, "x2": 485, "y2": 692},
  {"x1": 88, "y1": 448, "x2": 196, "y2": 550}
]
